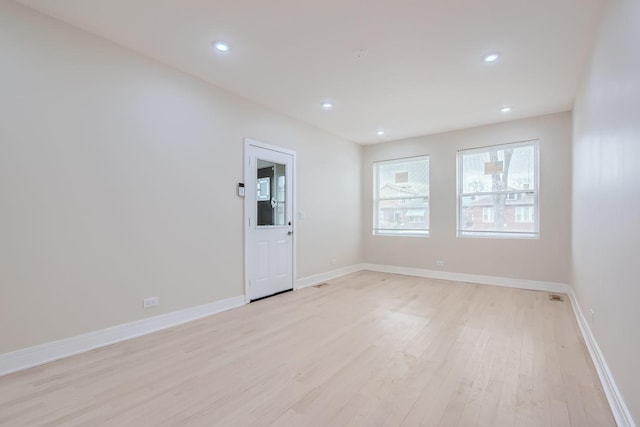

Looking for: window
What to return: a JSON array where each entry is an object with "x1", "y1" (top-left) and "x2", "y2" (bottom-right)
[
  {"x1": 515, "y1": 206, "x2": 534, "y2": 223},
  {"x1": 395, "y1": 171, "x2": 409, "y2": 184},
  {"x1": 373, "y1": 156, "x2": 429, "y2": 236},
  {"x1": 482, "y1": 207, "x2": 494, "y2": 223},
  {"x1": 256, "y1": 177, "x2": 270, "y2": 201},
  {"x1": 407, "y1": 209, "x2": 425, "y2": 223},
  {"x1": 457, "y1": 140, "x2": 539, "y2": 238}
]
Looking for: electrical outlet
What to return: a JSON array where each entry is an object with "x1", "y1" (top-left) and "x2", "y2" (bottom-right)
[
  {"x1": 436, "y1": 260, "x2": 445, "y2": 267},
  {"x1": 330, "y1": 258, "x2": 337, "y2": 265},
  {"x1": 589, "y1": 308, "x2": 596, "y2": 322},
  {"x1": 143, "y1": 296, "x2": 159, "y2": 309}
]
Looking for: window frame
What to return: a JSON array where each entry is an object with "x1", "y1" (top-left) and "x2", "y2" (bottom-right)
[
  {"x1": 373, "y1": 155, "x2": 430, "y2": 237},
  {"x1": 456, "y1": 139, "x2": 540, "y2": 239}
]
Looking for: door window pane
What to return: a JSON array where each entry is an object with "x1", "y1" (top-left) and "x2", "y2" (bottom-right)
[{"x1": 257, "y1": 159, "x2": 286, "y2": 226}]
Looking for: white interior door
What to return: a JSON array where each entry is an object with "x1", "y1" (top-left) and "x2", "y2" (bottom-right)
[{"x1": 245, "y1": 141, "x2": 294, "y2": 301}]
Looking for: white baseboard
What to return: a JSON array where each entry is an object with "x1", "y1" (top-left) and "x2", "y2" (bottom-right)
[
  {"x1": 6, "y1": 264, "x2": 631, "y2": 427},
  {"x1": 296, "y1": 263, "x2": 568, "y2": 294},
  {"x1": 567, "y1": 288, "x2": 636, "y2": 427},
  {"x1": 0, "y1": 295, "x2": 245, "y2": 377},
  {"x1": 362, "y1": 263, "x2": 569, "y2": 294},
  {"x1": 295, "y1": 263, "x2": 367, "y2": 289},
  {"x1": 360, "y1": 263, "x2": 633, "y2": 425}
]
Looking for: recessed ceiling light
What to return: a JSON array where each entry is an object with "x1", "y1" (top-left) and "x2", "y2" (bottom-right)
[
  {"x1": 483, "y1": 52, "x2": 500, "y2": 62},
  {"x1": 500, "y1": 106, "x2": 512, "y2": 113},
  {"x1": 213, "y1": 41, "x2": 230, "y2": 52},
  {"x1": 321, "y1": 102, "x2": 333, "y2": 110},
  {"x1": 376, "y1": 130, "x2": 385, "y2": 136}
]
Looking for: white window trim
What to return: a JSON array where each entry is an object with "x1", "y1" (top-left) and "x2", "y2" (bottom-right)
[{"x1": 456, "y1": 139, "x2": 540, "y2": 239}]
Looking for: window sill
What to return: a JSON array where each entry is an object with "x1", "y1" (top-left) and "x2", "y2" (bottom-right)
[
  {"x1": 373, "y1": 230, "x2": 429, "y2": 238},
  {"x1": 457, "y1": 231, "x2": 539, "y2": 240}
]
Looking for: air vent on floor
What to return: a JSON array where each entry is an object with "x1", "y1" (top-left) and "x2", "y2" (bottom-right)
[
  {"x1": 549, "y1": 294, "x2": 564, "y2": 302},
  {"x1": 314, "y1": 283, "x2": 329, "y2": 288}
]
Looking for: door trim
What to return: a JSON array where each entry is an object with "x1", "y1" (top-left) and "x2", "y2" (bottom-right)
[{"x1": 243, "y1": 138, "x2": 297, "y2": 303}]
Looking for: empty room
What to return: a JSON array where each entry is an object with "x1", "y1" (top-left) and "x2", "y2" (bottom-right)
[{"x1": 0, "y1": 0, "x2": 638, "y2": 426}]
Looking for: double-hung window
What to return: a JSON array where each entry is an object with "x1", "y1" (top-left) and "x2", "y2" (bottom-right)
[
  {"x1": 457, "y1": 140, "x2": 539, "y2": 238},
  {"x1": 373, "y1": 156, "x2": 429, "y2": 236}
]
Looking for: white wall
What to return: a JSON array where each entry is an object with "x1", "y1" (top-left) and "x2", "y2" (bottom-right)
[
  {"x1": 572, "y1": 0, "x2": 640, "y2": 423},
  {"x1": 0, "y1": 1, "x2": 362, "y2": 354},
  {"x1": 362, "y1": 112, "x2": 572, "y2": 284}
]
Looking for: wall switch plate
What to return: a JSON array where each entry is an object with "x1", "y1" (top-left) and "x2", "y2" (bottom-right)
[
  {"x1": 436, "y1": 260, "x2": 445, "y2": 267},
  {"x1": 330, "y1": 258, "x2": 337, "y2": 265},
  {"x1": 143, "y1": 296, "x2": 159, "y2": 308}
]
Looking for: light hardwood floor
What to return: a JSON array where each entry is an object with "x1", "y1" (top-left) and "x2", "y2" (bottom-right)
[{"x1": 0, "y1": 271, "x2": 615, "y2": 426}]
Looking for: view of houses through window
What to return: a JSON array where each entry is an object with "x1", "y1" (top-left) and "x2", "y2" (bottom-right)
[
  {"x1": 372, "y1": 141, "x2": 538, "y2": 239},
  {"x1": 458, "y1": 140, "x2": 539, "y2": 238},
  {"x1": 373, "y1": 156, "x2": 429, "y2": 236}
]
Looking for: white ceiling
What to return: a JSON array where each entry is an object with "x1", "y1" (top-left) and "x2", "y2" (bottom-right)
[{"x1": 17, "y1": 0, "x2": 605, "y2": 144}]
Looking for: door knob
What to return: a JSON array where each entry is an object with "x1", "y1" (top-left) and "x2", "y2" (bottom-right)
[{"x1": 287, "y1": 231, "x2": 293, "y2": 236}]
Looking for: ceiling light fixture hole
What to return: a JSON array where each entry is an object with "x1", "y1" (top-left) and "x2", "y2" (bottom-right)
[{"x1": 352, "y1": 48, "x2": 368, "y2": 59}]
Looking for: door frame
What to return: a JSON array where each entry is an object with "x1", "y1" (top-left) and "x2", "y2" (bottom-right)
[{"x1": 243, "y1": 138, "x2": 297, "y2": 303}]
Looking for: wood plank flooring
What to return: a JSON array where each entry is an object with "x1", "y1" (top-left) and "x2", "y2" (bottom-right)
[{"x1": 0, "y1": 271, "x2": 615, "y2": 426}]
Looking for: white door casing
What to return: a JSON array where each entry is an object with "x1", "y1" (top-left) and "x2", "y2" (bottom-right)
[{"x1": 244, "y1": 139, "x2": 295, "y2": 302}]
